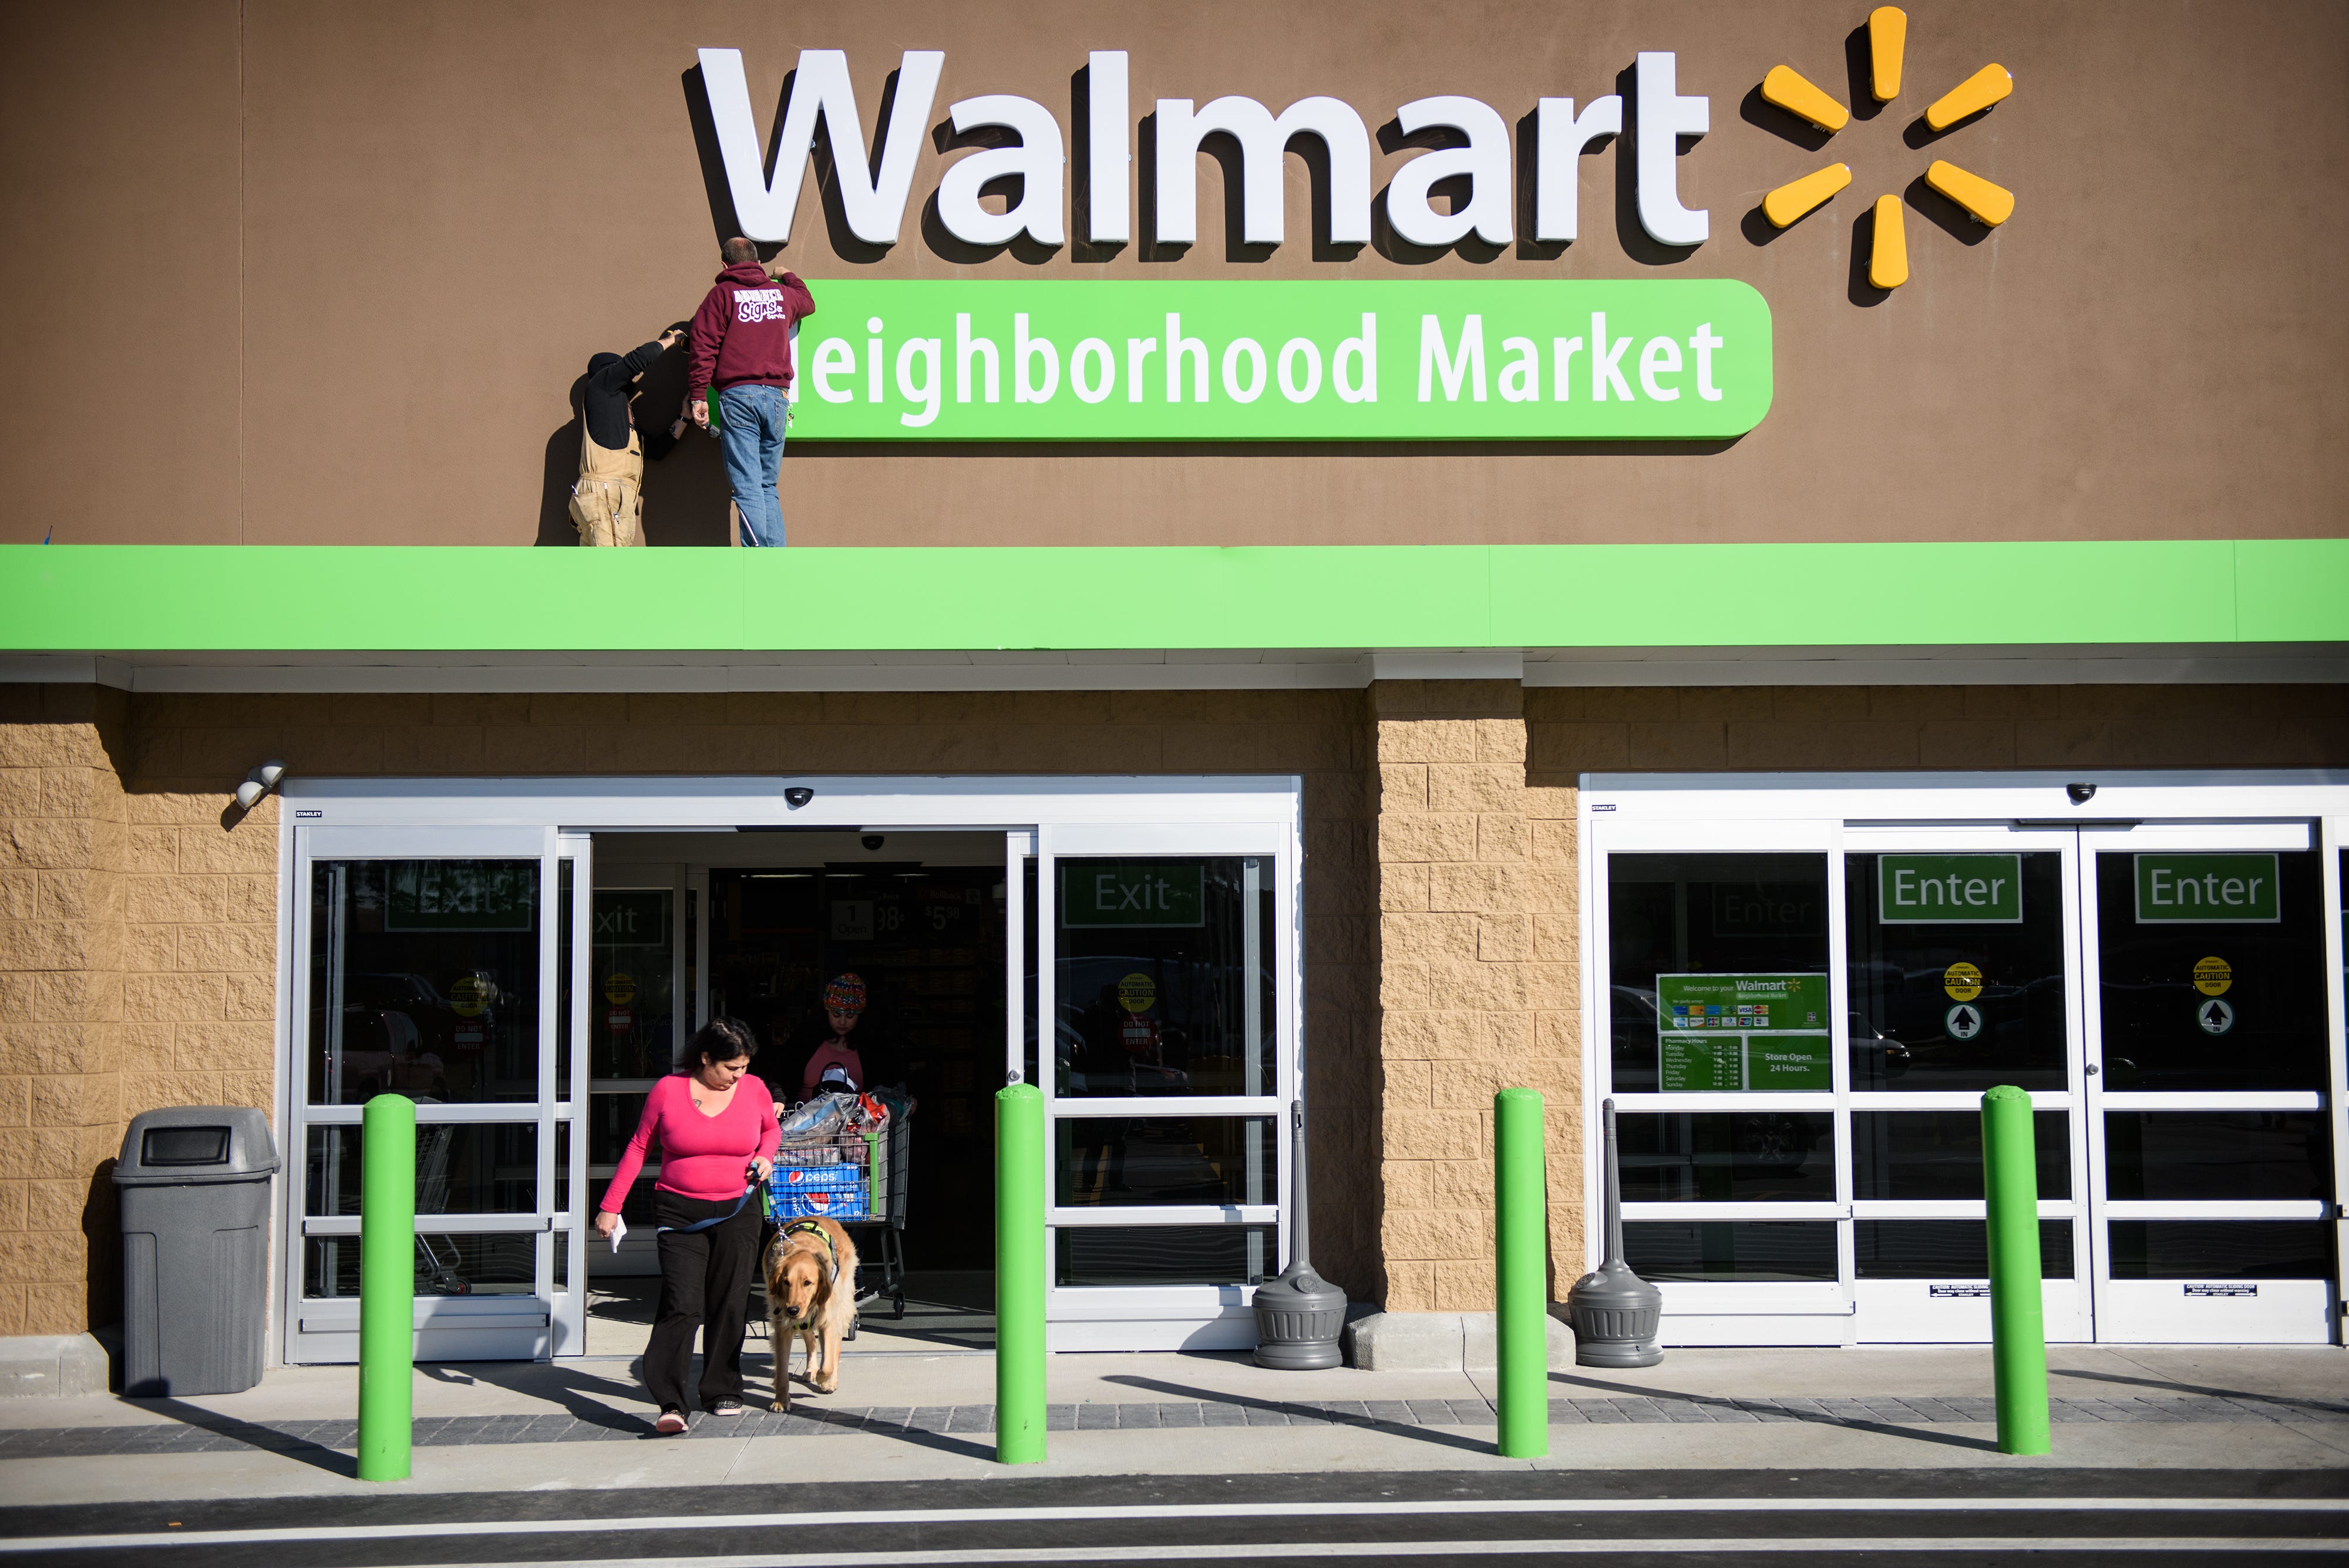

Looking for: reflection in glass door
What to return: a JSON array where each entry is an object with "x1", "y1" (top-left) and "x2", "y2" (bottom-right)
[
  {"x1": 1039, "y1": 827, "x2": 1294, "y2": 1350},
  {"x1": 1596, "y1": 804, "x2": 2344, "y2": 1348},
  {"x1": 1842, "y1": 831, "x2": 2087, "y2": 1343},
  {"x1": 2084, "y1": 829, "x2": 2335, "y2": 1342},
  {"x1": 285, "y1": 826, "x2": 585, "y2": 1362}
]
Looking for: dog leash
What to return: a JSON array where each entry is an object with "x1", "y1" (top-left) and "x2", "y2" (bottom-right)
[{"x1": 656, "y1": 1176, "x2": 758, "y2": 1235}]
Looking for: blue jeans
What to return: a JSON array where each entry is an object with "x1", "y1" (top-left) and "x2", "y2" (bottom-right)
[{"x1": 716, "y1": 385, "x2": 789, "y2": 547}]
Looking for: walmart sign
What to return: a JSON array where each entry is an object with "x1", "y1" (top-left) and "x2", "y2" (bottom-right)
[
  {"x1": 698, "y1": 46, "x2": 1771, "y2": 440},
  {"x1": 786, "y1": 280, "x2": 1768, "y2": 440}
]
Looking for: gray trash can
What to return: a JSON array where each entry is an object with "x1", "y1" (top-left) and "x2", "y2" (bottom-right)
[{"x1": 114, "y1": 1107, "x2": 280, "y2": 1397}]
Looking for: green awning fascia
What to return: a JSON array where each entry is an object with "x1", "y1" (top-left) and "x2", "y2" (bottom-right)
[{"x1": 0, "y1": 540, "x2": 2340, "y2": 654}]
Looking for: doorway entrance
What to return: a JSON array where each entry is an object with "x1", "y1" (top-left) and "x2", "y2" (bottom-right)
[
  {"x1": 274, "y1": 776, "x2": 1304, "y2": 1365},
  {"x1": 583, "y1": 830, "x2": 1007, "y2": 1355},
  {"x1": 1586, "y1": 773, "x2": 2349, "y2": 1347}
]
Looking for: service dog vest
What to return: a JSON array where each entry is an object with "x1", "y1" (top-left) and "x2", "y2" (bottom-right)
[{"x1": 568, "y1": 422, "x2": 644, "y2": 547}]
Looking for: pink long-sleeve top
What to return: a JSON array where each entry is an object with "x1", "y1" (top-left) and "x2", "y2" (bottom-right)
[{"x1": 598, "y1": 1074, "x2": 781, "y2": 1211}]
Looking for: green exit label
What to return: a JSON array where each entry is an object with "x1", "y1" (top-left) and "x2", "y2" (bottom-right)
[
  {"x1": 2134, "y1": 854, "x2": 2281, "y2": 923},
  {"x1": 1061, "y1": 863, "x2": 1205, "y2": 928},
  {"x1": 1877, "y1": 854, "x2": 2024, "y2": 924}
]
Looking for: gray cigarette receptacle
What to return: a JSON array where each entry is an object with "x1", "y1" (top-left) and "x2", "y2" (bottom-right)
[{"x1": 114, "y1": 1107, "x2": 279, "y2": 1396}]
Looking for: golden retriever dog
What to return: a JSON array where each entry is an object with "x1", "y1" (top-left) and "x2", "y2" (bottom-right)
[{"x1": 763, "y1": 1217, "x2": 858, "y2": 1412}]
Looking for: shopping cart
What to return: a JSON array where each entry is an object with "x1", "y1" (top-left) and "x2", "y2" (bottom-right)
[{"x1": 760, "y1": 1096, "x2": 915, "y2": 1321}]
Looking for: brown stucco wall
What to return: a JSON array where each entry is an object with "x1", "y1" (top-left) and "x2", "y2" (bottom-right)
[{"x1": 4, "y1": 0, "x2": 2345, "y2": 549}]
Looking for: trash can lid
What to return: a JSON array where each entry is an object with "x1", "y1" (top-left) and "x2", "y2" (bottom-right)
[{"x1": 115, "y1": 1106, "x2": 280, "y2": 1184}]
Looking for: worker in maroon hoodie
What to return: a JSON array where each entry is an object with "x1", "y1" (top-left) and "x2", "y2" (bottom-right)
[{"x1": 687, "y1": 237, "x2": 816, "y2": 547}]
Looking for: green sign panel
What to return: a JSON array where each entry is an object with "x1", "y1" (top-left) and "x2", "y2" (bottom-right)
[
  {"x1": 1655, "y1": 973, "x2": 1832, "y2": 1092},
  {"x1": 384, "y1": 860, "x2": 535, "y2": 932},
  {"x1": 1877, "y1": 854, "x2": 2024, "y2": 924},
  {"x1": 783, "y1": 278, "x2": 1770, "y2": 441},
  {"x1": 593, "y1": 890, "x2": 669, "y2": 948},
  {"x1": 2134, "y1": 854, "x2": 2281, "y2": 923},
  {"x1": 1061, "y1": 863, "x2": 1205, "y2": 928}
]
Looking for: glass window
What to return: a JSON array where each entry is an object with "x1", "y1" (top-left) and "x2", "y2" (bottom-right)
[
  {"x1": 1845, "y1": 852, "x2": 2068, "y2": 1092},
  {"x1": 1055, "y1": 857, "x2": 1275, "y2": 1098},
  {"x1": 1056, "y1": 1116, "x2": 1275, "y2": 1206},
  {"x1": 1055, "y1": 1224, "x2": 1274, "y2": 1287},
  {"x1": 307, "y1": 859, "x2": 541, "y2": 1105},
  {"x1": 2106, "y1": 1221, "x2": 2334, "y2": 1280},
  {"x1": 591, "y1": 889, "x2": 677, "y2": 1080},
  {"x1": 2094, "y1": 849, "x2": 2328, "y2": 1091},
  {"x1": 305, "y1": 1124, "x2": 538, "y2": 1216},
  {"x1": 1608, "y1": 853, "x2": 1830, "y2": 1094},
  {"x1": 1855, "y1": 1220, "x2": 2075, "y2": 1279},
  {"x1": 1623, "y1": 1221, "x2": 1838, "y2": 1282},
  {"x1": 2104, "y1": 1112, "x2": 2331, "y2": 1202},
  {"x1": 304, "y1": 1231, "x2": 537, "y2": 1298},
  {"x1": 1852, "y1": 1111, "x2": 2070, "y2": 1201},
  {"x1": 1618, "y1": 1113, "x2": 1833, "y2": 1202}
]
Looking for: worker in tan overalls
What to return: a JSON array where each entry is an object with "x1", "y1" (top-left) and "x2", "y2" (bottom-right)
[{"x1": 570, "y1": 327, "x2": 688, "y2": 546}]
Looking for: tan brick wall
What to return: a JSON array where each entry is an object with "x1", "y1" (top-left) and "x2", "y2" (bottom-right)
[
  {"x1": 0, "y1": 685, "x2": 130, "y2": 1337},
  {"x1": 1370, "y1": 682, "x2": 1581, "y2": 1313},
  {"x1": 119, "y1": 687, "x2": 1385, "y2": 1308}
]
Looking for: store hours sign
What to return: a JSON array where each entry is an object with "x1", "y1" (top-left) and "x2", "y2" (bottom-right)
[
  {"x1": 785, "y1": 279, "x2": 1769, "y2": 440},
  {"x1": 1656, "y1": 973, "x2": 1830, "y2": 1092}
]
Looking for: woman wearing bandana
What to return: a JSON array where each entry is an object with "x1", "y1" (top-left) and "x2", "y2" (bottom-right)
[{"x1": 799, "y1": 973, "x2": 869, "y2": 1101}]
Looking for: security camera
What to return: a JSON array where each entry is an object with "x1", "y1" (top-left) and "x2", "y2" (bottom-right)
[
  {"x1": 861, "y1": 834, "x2": 886, "y2": 851},
  {"x1": 2066, "y1": 782, "x2": 2098, "y2": 805},
  {"x1": 783, "y1": 787, "x2": 814, "y2": 809}
]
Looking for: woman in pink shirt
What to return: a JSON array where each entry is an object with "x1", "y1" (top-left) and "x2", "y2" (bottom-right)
[{"x1": 595, "y1": 1017, "x2": 779, "y2": 1432}]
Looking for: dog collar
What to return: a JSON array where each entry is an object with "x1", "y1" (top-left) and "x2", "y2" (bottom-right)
[{"x1": 782, "y1": 1219, "x2": 840, "y2": 1286}]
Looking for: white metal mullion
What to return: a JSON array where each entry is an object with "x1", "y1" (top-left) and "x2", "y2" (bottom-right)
[
  {"x1": 1035, "y1": 823, "x2": 1058, "y2": 1321},
  {"x1": 534, "y1": 827, "x2": 559, "y2": 1318},
  {"x1": 2321, "y1": 816, "x2": 2348, "y2": 1345},
  {"x1": 2075, "y1": 832, "x2": 2112, "y2": 1335},
  {"x1": 1049, "y1": 1206, "x2": 1279, "y2": 1227},
  {"x1": 1622, "y1": 1202, "x2": 1845, "y2": 1222},
  {"x1": 1612, "y1": 1093, "x2": 1838, "y2": 1113},
  {"x1": 1283, "y1": 810, "x2": 1304, "y2": 1278},
  {"x1": 1005, "y1": 832, "x2": 1028, "y2": 1088},
  {"x1": 281, "y1": 834, "x2": 317, "y2": 1361},
  {"x1": 1827, "y1": 820, "x2": 1855, "y2": 1314},
  {"x1": 564, "y1": 836, "x2": 594, "y2": 1334},
  {"x1": 1581, "y1": 816, "x2": 1609, "y2": 1274}
]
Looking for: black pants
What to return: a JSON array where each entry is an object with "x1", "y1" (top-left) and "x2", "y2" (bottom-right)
[{"x1": 647, "y1": 1189, "x2": 760, "y2": 1412}]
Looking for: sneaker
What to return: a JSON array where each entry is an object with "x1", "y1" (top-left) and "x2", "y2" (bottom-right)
[
  {"x1": 709, "y1": 1399, "x2": 745, "y2": 1418},
  {"x1": 655, "y1": 1407, "x2": 686, "y2": 1435}
]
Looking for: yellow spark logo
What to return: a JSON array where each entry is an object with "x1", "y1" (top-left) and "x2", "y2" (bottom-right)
[{"x1": 1757, "y1": 6, "x2": 2013, "y2": 291}]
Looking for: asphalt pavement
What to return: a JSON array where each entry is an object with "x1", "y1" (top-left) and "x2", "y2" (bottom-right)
[{"x1": 1, "y1": 1466, "x2": 2344, "y2": 1565}]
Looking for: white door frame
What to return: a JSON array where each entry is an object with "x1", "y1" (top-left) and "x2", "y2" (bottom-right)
[
  {"x1": 278, "y1": 823, "x2": 581, "y2": 1364},
  {"x1": 1577, "y1": 770, "x2": 2349, "y2": 1348},
  {"x1": 277, "y1": 775, "x2": 1305, "y2": 1356}
]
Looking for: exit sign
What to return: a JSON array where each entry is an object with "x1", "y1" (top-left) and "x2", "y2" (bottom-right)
[
  {"x1": 1061, "y1": 863, "x2": 1205, "y2": 928},
  {"x1": 1877, "y1": 854, "x2": 2023, "y2": 924}
]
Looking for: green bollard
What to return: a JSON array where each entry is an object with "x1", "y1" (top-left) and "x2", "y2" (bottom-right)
[
  {"x1": 357, "y1": 1093, "x2": 416, "y2": 1482},
  {"x1": 1493, "y1": 1088, "x2": 1549, "y2": 1459},
  {"x1": 995, "y1": 1082, "x2": 1046, "y2": 1465},
  {"x1": 1982, "y1": 1085, "x2": 2051, "y2": 1456}
]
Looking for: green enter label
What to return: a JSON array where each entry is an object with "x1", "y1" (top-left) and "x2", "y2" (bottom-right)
[
  {"x1": 1878, "y1": 854, "x2": 2024, "y2": 924},
  {"x1": 2134, "y1": 854, "x2": 2281, "y2": 923},
  {"x1": 1655, "y1": 973, "x2": 1831, "y2": 1092},
  {"x1": 785, "y1": 278, "x2": 1771, "y2": 441}
]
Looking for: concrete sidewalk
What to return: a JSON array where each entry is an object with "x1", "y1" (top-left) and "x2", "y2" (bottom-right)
[{"x1": 2, "y1": 1345, "x2": 2345, "y2": 1506}]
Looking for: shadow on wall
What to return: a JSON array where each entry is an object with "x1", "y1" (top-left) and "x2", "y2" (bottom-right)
[
  {"x1": 83, "y1": 1158, "x2": 120, "y2": 1335},
  {"x1": 535, "y1": 361, "x2": 739, "y2": 548}
]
